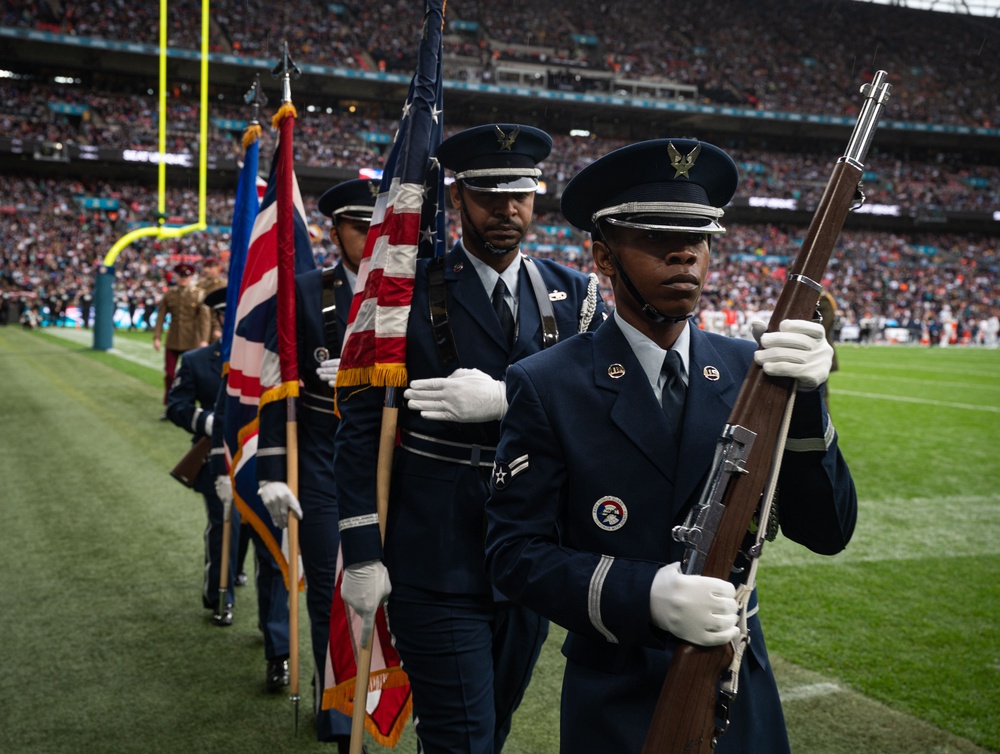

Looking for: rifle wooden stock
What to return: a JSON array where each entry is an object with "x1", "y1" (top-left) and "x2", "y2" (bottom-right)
[
  {"x1": 642, "y1": 72, "x2": 891, "y2": 754},
  {"x1": 169, "y1": 434, "x2": 212, "y2": 487}
]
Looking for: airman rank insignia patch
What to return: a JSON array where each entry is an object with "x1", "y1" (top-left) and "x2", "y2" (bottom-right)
[
  {"x1": 314, "y1": 347, "x2": 330, "y2": 363},
  {"x1": 593, "y1": 496, "x2": 628, "y2": 531},
  {"x1": 492, "y1": 453, "x2": 529, "y2": 490}
]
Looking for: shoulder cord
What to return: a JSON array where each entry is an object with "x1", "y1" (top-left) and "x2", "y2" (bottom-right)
[{"x1": 579, "y1": 272, "x2": 600, "y2": 333}]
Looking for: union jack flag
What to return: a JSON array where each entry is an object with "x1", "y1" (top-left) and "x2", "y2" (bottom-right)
[{"x1": 224, "y1": 105, "x2": 313, "y2": 584}]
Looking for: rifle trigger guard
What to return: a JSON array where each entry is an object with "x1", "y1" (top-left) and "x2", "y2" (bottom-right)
[{"x1": 850, "y1": 183, "x2": 866, "y2": 211}]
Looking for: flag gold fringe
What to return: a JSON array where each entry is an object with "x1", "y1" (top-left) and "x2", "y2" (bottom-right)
[
  {"x1": 259, "y1": 380, "x2": 300, "y2": 411},
  {"x1": 373, "y1": 363, "x2": 409, "y2": 388},
  {"x1": 335, "y1": 366, "x2": 375, "y2": 389},
  {"x1": 242, "y1": 123, "x2": 262, "y2": 149},
  {"x1": 321, "y1": 667, "x2": 413, "y2": 748},
  {"x1": 272, "y1": 102, "x2": 298, "y2": 128}
]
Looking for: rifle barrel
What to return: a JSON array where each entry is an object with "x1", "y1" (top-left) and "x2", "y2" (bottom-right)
[{"x1": 642, "y1": 71, "x2": 892, "y2": 754}]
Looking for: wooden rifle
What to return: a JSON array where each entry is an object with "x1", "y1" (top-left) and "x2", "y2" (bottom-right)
[
  {"x1": 641, "y1": 71, "x2": 892, "y2": 754},
  {"x1": 169, "y1": 435, "x2": 212, "y2": 488}
]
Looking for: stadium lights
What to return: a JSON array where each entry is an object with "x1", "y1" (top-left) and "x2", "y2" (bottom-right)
[
  {"x1": 53, "y1": 76, "x2": 81, "y2": 85},
  {"x1": 569, "y1": 129, "x2": 591, "y2": 137}
]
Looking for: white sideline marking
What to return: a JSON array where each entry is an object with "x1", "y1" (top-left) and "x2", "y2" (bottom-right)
[
  {"x1": 780, "y1": 682, "x2": 842, "y2": 702},
  {"x1": 837, "y1": 372, "x2": 1000, "y2": 392},
  {"x1": 835, "y1": 389, "x2": 1000, "y2": 413},
  {"x1": 43, "y1": 328, "x2": 162, "y2": 370},
  {"x1": 765, "y1": 494, "x2": 1000, "y2": 566}
]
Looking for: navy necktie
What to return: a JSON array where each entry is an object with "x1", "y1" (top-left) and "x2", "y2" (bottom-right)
[
  {"x1": 661, "y1": 350, "x2": 686, "y2": 440},
  {"x1": 492, "y1": 278, "x2": 515, "y2": 347}
]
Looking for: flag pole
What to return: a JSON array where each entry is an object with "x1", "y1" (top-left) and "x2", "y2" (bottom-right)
[
  {"x1": 349, "y1": 387, "x2": 397, "y2": 754},
  {"x1": 217, "y1": 78, "x2": 267, "y2": 624},
  {"x1": 272, "y1": 43, "x2": 303, "y2": 735},
  {"x1": 340, "y1": 4, "x2": 446, "y2": 747}
]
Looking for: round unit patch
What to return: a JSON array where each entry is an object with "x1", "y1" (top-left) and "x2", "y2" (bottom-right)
[
  {"x1": 593, "y1": 496, "x2": 628, "y2": 531},
  {"x1": 314, "y1": 347, "x2": 330, "y2": 364}
]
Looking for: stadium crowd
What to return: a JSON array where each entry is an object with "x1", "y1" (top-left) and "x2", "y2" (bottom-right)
[
  {"x1": 4, "y1": 0, "x2": 998, "y2": 125},
  {"x1": 3, "y1": 78, "x2": 999, "y2": 215},
  {"x1": 1, "y1": 0, "x2": 997, "y2": 345},
  {"x1": 3, "y1": 171, "x2": 997, "y2": 347}
]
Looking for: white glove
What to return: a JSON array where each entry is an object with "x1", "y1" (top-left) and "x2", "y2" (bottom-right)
[
  {"x1": 341, "y1": 560, "x2": 392, "y2": 646},
  {"x1": 752, "y1": 319, "x2": 833, "y2": 390},
  {"x1": 649, "y1": 562, "x2": 740, "y2": 647},
  {"x1": 316, "y1": 357, "x2": 340, "y2": 389},
  {"x1": 258, "y1": 480, "x2": 303, "y2": 529},
  {"x1": 403, "y1": 368, "x2": 508, "y2": 423},
  {"x1": 204, "y1": 413, "x2": 214, "y2": 437},
  {"x1": 214, "y1": 475, "x2": 233, "y2": 518}
]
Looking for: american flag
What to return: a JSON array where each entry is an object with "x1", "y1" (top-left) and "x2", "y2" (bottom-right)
[
  {"x1": 322, "y1": 1, "x2": 446, "y2": 744},
  {"x1": 335, "y1": 0, "x2": 446, "y2": 390},
  {"x1": 224, "y1": 105, "x2": 314, "y2": 585}
]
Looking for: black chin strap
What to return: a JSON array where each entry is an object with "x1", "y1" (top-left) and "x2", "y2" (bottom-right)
[
  {"x1": 457, "y1": 183, "x2": 522, "y2": 256},
  {"x1": 595, "y1": 223, "x2": 693, "y2": 325}
]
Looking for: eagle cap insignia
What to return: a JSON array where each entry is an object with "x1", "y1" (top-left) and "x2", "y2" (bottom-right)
[
  {"x1": 667, "y1": 142, "x2": 701, "y2": 179},
  {"x1": 368, "y1": 181, "x2": 379, "y2": 197},
  {"x1": 495, "y1": 125, "x2": 519, "y2": 151}
]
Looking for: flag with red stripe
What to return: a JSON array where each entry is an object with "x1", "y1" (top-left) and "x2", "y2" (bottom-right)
[
  {"x1": 322, "y1": 0, "x2": 446, "y2": 744},
  {"x1": 224, "y1": 104, "x2": 314, "y2": 585},
  {"x1": 335, "y1": 0, "x2": 446, "y2": 390}
]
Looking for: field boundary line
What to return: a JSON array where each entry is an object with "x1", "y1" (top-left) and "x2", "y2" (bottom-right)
[
  {"x1": 835, "y1": 389, "x2": 1000, "y2": 412},
  {"x1": 39, "y1": 328, "x2": 162, "y2": 371},
  {"x1": 836, "y1": 372, "x2": 1000, "y2": 392}
]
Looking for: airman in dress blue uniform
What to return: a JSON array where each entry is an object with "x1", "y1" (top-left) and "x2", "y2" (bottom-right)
[
  {"x1": 484, "y1": 139, "x2": 859, "y2": 753},
  {"x1": 254, "y1": 179, "x2": 377, "y2": 750},
  {"x1": 335, "y1": 124, "x2": 607, "y2": 753},
  {"x1": 166, "y1": 286, "x2": 243, "y2": 625}
]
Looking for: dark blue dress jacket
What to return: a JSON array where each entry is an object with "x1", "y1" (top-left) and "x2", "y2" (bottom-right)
[
  {"x1": 484, "y1": 317, "x2": 858, "y2": 753},
  {"x1": 335, "y1": 243, "x2": 607, "y2": 596},
  {"x1": 167, "y1": 340, "x2": 222, "y2": 495}
]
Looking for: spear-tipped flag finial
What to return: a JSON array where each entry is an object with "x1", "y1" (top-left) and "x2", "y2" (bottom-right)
[
  {"x1": 244, "y1": 74, "x2": 268, "y2": 126},
  {"x1": 271, "y1": 41, "x2": 301, "y2": 104}
]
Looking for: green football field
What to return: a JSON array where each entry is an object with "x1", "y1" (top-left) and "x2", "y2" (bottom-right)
[{"x1": 1, "y1": 326, "x2": 996, "y2": 753}]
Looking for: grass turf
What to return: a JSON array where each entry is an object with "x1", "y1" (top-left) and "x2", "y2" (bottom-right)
[{"x1": 1, "y1": 327, "x2": 996, "y2": 753}]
